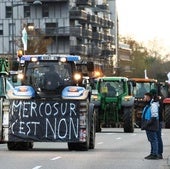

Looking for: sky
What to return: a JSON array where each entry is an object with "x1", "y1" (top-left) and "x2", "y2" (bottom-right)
[{"x1": 116, "y1": 0, "x2": 170, "y2": 53}]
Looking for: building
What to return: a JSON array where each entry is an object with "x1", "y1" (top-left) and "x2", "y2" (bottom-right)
[
  {"x1": 0, "y1": 0, "x2": 117, "y2": 75},
  {"x1": 118, "y1": 43, "x2": 132, "y2": 77}
]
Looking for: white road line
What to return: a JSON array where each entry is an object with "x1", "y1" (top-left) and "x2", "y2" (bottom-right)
[
  {"x1": 50, "y1": 156, "x2": 62, "y2": 161},
  {"x1": 32, "y1": 166, "x2": 42, "y2": 169},
  {"x1": 116, "y1": 137, "x2": 121, "y2": 140},
  {"x1": 97, "y1": 142, "x2": 104, "y2": 145},
  {"x1": 132, "y1": 133, "x2": 137, "y2": 136},
  {"x1": 106, "y1": 133, "x2": 115, "y2": 135}
]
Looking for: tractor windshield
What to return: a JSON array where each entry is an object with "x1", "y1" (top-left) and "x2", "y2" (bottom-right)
[
  {"x1": 99, "y1": 80, "x2": 124, "y2": 97},
  {"x1": 135, "y1": 82, "x2": 157, "y2": 97},
  {"x1": 24, "y1": 61, "x2": 72, "y2": 91}
]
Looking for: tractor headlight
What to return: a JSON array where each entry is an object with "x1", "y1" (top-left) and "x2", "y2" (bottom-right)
[
  {"x1": 17, "y1": 73, "x2": 24, "y2": 80},
  {"x1": 73, "y1": 72, "x2": 82, "y2": 81}
]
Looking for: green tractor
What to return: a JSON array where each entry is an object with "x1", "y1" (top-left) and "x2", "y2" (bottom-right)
[{"x1": 93, "y1": 76, "x2": 135, "y2": 133}]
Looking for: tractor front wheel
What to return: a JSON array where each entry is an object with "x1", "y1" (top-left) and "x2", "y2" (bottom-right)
[{"x1": 123, "y1": 107, "x2": 134, "y2": 133}]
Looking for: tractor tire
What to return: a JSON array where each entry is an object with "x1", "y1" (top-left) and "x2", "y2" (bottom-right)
[
  {"x1": 89, "y1": 111, "x2": 96, "y2": 149},
  {"x1": 68, "y1": 113, "x2": 95, "y2": 151},
  {"x1": 123, "y1": 107, "x2": 134, "y2": 133},
  {"x1": 68, "y1": 140, "x2": 89, "y2": 151},
  {"x1": 95, "y1": 108, "x2": 101, "y2": 132},
  {"x1": 164, "y1": 104, "x2": 170, "y2": 128},
  {"x1": 7, "y1": 142, "x2": 31, "y2": 151}
]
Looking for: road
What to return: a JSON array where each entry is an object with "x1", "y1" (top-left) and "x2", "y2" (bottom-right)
[{"x1": 0, "y1": 128, "x2": 170, "y2": 169}]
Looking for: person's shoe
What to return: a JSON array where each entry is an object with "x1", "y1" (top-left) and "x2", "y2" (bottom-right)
[
  {"x1": 144, "y1": 154, "x2": 152, "y2": 159},
  {"x1": 157, "y1": 154, "x2": 163, "y2": 159},
  {"x1": 145, "y1": 154, "x2": 159, "y2": 160}
]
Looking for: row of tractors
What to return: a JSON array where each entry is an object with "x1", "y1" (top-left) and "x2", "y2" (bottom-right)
[
  {"x1": 90, "y1": 75, "x2": 170, "y2": 132},
  {"x1": 1, "y1": 54, "x2": 170, "y2": 152},
  {"x1": 39, "y1": 58, "x2": 170, "y2": 132}
]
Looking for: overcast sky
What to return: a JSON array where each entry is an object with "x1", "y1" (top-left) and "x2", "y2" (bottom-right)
[{"x1": 116, "y1": 0, "x2": 170, "y2": 53}]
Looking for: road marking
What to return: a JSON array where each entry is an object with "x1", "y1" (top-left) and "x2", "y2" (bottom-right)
[
  {"x1": 132, "y1": 133, "x2": 137, "y2": 136},
  {"x1": 116, "y1": 137, "x2": 121, "y2": 140},
  {"x1": 50, "y1": 156, "x2": 62, "y2": 160},
  {"x1": 97, "y1": 142, "x2": 104, "y2": 145},
  {"x1": 106, "y1": 133, "x2": 115, "y2": 135},
  {"x1": 32, "y1": 166, "x2": 42, "y2": 169}
]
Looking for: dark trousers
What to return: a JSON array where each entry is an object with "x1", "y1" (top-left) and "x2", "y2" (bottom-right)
[
  {"x1": 146, "y1": 130, "x2": 158, "y2": 155},
  {"x1": 156, "y1": 122, "x2": 163, "y2": 155}
]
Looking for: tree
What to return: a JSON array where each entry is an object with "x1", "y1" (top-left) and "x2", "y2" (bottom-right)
[
  {"x1": 120, "y1": 36, "x2": 148, "y2": 77},
  {"x1": 120, "y1": 36, "x2": 170, "y2": 81}
]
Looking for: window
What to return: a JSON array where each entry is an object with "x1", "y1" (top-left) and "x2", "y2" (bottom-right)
[
  {"x1": 25, "y1": 61, "x2": 72, "y2": 90},
  {"x1": 45, "y1": 23, "x2": 57, "y2": 35},
  {"x1": 0, "y1": 30, "x2": 3, "y2": 35},
  {"x1": 24, "y1": 6, "x2": 30, "y2": 18},
  {"x1": 0, "y1": 24, "x2": 3, "y2": 35},
  {"x1": 6, "y1": 6, "x2": 12, "y2": 18},
  {"x1": 42, "y1": 5, "x2": 49, "y2": 17}
]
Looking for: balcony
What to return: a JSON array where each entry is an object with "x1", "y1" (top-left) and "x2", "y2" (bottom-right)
[
  {"x1": 58, "y1": 26, "x2": 83, "y2": 37},
  {"x1": 103, "y1": 33, "x2": 108, "y2": 42},
  {"x1": 87, "y1": 14, "x2": 97, "y2": 26},
  {"x1": 70, "y1": 27, "x2": 83, "y2": 37},
  {"x1": 92, "y1": 46, "x2": 102, "y2": 57},
  {"x1": 102, "y1": 19, "x2": 109, "y2": 28},
  {"x1": 76, "y1": 0, "x2": 92, "y2": 6},
  {"x1": 92, "y1": 32, "x2": 102, "y2": 41},
  {"x1": 45, "y1": 26, "x2": 82, "y2": 37},
  {"x1": 96, "y1": 4, "x2": 109, "y2": 11},
  {"x1": 101, "y1": 47, "x2": 115, "y2": 57},
  {"x1": 108, "y1": 20, "x2": 114, "y2": 28},
  {"x1": 83, "y1": 28, "x2": 92, "y2": 39},
  {"x1": 70, "y1": 45, "x2": 86, "y2": 55},
  {"x1": 93, "y1": 3, "x2": 110, "y2": 13},
  {"x1": 107, "y1": 34, "x2": 114, "y2": 42},
  {"x1": 70, "y1": 9, "x2": 87, "y2": 21}
]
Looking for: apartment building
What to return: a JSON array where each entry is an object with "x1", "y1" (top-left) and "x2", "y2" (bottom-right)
[
  {"x1": 0, "y1": 0, "x2": 118, "y2": 75},
  {"x1": 118, "y1": 43, "x2": 132, "y2": 77}
]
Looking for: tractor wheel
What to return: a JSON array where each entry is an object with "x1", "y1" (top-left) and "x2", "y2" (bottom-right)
[
  {"x1": 95, "y1": 108, "x2": 101, "y2": 132},
  {"x1": 68, "y1": 140, "x2": 89, "y2": 151},
  {"x1": 7, "y1": 142, "x2": 31, "y2": 150},
  {"x1": 123, "y1": 107, "x2": 134, "y2": 133},
  {"x1": 164, "y1": 104, "x2": 170, "y2": 128},
  {"x1": 89, "y1": 111, "x2": 96, "y2": 149}
]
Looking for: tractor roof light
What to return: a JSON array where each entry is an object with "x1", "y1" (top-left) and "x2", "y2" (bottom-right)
[{"x1": 17, "y1": 49, "x2": 23, "y2": 58}]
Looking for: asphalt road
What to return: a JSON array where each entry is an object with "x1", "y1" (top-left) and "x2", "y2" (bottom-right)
[{"x1": 0, "y1": 128, "x2": 170, "y2": 169}]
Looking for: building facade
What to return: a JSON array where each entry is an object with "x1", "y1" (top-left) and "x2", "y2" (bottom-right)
[
  {"x1": 0, "y1": 0, "x2": 119, "y2": 75},
  {"x1": 118, "y1": 43, "x2": 132, "y2": 77}
]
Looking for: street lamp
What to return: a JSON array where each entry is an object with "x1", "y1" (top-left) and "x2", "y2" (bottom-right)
[{"x1": 11, "y1": 0, "x2": 42, "y2": 59}]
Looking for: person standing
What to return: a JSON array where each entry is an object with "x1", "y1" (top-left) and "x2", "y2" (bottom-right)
[
  {"x1": 150, "y1": 89, "x2": 164, "y2": 159},
  {"x1": 141, "y1": 92, "x2": 159, "y2": 160}
]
